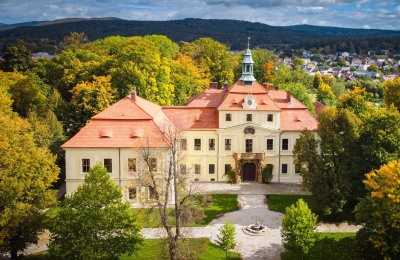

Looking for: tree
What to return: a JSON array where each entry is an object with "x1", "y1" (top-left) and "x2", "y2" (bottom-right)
[
  {"x1": 68, "y1": 75, "x2": 117, "y2": 136},
  {"x1": 384, "y1": 77, "x2": 400, "y2": 111},
  {"x1": 317, "y1": 82, "x2": 336, "y2": 106},
  {"x1": 60, "y1": 32, "x2": 89, "y2": 50},
  {"x1": 281, "y1": 199, "x2": 318, "y2": 259},
  {"x1": 48, "y1": 164, "x2": 142, "y2": 259},
  {"x1": 2, "y1": 41, "x2": 32, "y2": 72},
  {"x1": 0, "y1": 106, "x2": 59, "y2": 259},
  {"x1": 138, "y1": 122, "x2": 202, "y2": 260},
  {"x1": 355, "y1": 160, "x2": 400, "y2": 259},
  {"x1": 291, "y1": 57, "x2": 304, "y2": 70},
  {"x1": 263, "y1": 60, "x2": 275, "y2": 83},
  {"x1": 217, "y1": 219, "x2": 236, "y2": 259},
  {"x1": 293, "y1": 108, "x2": 362, "y2": 214},
  {"x1": 337, "y1": 86, "x2": 373, "y2": 116},
  {"x1": 313, "y1": 73, "x2": 323, "y2": 90}
]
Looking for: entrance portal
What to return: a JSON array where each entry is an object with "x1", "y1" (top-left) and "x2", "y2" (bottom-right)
[{"x1": 242, "y1": 163, "x2": 256, "y2": 182}]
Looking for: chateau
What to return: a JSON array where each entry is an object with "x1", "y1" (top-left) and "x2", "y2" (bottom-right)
[{"x1": 62, "y1": 47, "x2": 318, "y2": 202}]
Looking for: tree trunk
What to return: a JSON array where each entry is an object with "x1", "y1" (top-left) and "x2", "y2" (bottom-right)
[
  {"x1": 10, "y1": 249, "x2": 18, "y2": 260},
  {"x1": 168, "y1": 237, "x2": 178, "y2": 260}
]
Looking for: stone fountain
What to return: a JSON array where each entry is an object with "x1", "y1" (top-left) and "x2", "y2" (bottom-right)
[{"x1": 242, "y1": 219, "x2": 269, "y2": 236}]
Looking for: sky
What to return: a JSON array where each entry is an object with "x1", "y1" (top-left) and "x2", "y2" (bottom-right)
[{"x1": 1, "y1": 0, "x2": 399, "y2": 30}]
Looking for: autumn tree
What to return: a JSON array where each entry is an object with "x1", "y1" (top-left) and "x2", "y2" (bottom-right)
[
  {"x1": 60, "y1": 32, "x2": 89, "y2": 50},
  {"x1": 313, "y1": 73, "x2": 323, "y2": 89},
  {"x1": 384, "y1": 77, "x2": 400, "y2": 111},
  {"x1": 218, "y1": 219, "x2": 236, "y2": 259},
  {"x1": 293, "y1": 108, "x2": 361, "y2": 214},
  {"x1": 355, "y1": 160, "x2": 400, "y2": 260},
  {"x1": 281, "y1": 199, "x2": 318, "y2": 259},
  {"x1": 48, "y1": 164, "x2": 142, "y2": 259},
  {"x1": 68, "y1": 75, "x2": 117, "y2": 136},
  {"x1": 317, "y1": 82, "x2": 336, "y2": 106},
  {"x1": 337, "y1": 86, "x2": 373, "y2": 116},
  {"x1": 181, "y1": 38, "x2": 236, "y2": 87},
  {"x1": 170, "y1": 54, "x2": 208, "y2": 105},
  {"x1": 263, "y1": 60, "x2": 275, "y2": 83},
  {"x1": 0, "y1": 95, "x2": 59, "y2": 259},
  {"x1": 138, "y1": 122, "x2": 202, "y2": 260}
]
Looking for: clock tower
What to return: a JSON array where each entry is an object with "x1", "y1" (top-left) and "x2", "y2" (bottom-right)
[{"x1": 239, "y1": 38, "x2": 256, "y2": 86}]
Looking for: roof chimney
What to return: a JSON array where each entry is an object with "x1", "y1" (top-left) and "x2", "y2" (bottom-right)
[
  {"x1": 286, "y1": 90, "x2": 291, "y2": 103},
  {"x1": 130, "y1": 86, "x2": 137, "y2": 102},
  {"x1": 223, "y1": 81, "x2": 229, "y2": 89},
  {"x1": 209, "y1": 82, "x2": 218, "y2": 89}
]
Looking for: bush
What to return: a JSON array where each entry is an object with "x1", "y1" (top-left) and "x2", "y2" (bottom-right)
[{"x1": 262, "y1": 164, "x2": 274, "y2": 183}]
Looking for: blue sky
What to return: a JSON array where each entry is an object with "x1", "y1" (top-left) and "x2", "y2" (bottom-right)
[{"x1": 0, "y1": 0, "x2": 399, "y2": 30}]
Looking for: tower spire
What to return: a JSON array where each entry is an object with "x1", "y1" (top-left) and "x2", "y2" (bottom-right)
[{"x1": 239, "y1": 38, "x2": 256, "y2": 86}]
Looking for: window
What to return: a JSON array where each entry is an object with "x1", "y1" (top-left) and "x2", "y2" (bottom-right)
[
  {"x1": 150, "y1": 158, "x2": 157, "y2": 172},
  {"x1": 148, "y1": 186, "x2": 156, "y2": 199},
  {"x1": 267, "y1": 114, "x2": 273, "y2": 122},
  {"x1": 282, "y1": 139, "x2": 289, "y2": 150},
  {"x1": 194, "y1": 139, "x2": 201, "y2": 150},
  {"x1": 195, "y1": 164, "x2": 201, "y2": 174},
  {"x1": 225, "y1": 139, "x2": 231, "y2": 151},
  {"x1": 128, "y1": 158, "x2": 136, "y2": 172},
  {"x1": 82, "y1": 159, "x2": 90, "y2": 173},
  {"x1": 209, "y1": 139, "x2": 215, "y2": 151},
  {"x1": 128, "y1": 187, "x2": 137, "y2": 200},
  {"x1": 295, "y1": 163, "x2": 301, "y2": 174},
  {"x1": 226, "y1": 113, "x2": 232, "y2": 121},
  {"x1": 180, "y1": 164, "x2": 187, "y2": 175},
  {"x1": 282, "y1": 163, "x2": 288, "y2": 174},
  {"x1": 209, "y1": 164, "x2": 215, "y2": 174},
  {"x1": 267, "y1": 139, "x2": 274, "y2": 150},
  {"x1": 104, "y1": 159, "x2": 112, "y2": 173},
  {"x1": 245, "y1": 139, "x2": 253, "y2": 153},
  {"x1": 180, "y1": 138, "x2": 187, "y2": 150},
  {"x1": 225, "y1": 164, "x2": 232, "y2": 174},
  {"x1": 246, "y1": 114, "x2": 252, "y2": 122}
]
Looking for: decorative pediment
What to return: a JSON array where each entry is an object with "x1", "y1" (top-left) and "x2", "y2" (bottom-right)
[
  {"x1": 242, "y1": 93, "x2": 257, "y2": 110},
  {"x1": 244, "y1": 126, "x2": 255, "y2": 135}
]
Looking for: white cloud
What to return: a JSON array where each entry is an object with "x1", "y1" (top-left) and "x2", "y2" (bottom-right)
[{"x1": 0, "y1": 0, "x2": 398, "y2": 30}]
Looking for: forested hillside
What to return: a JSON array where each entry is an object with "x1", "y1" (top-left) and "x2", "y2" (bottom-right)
[{"x1": 1, "y1": 18, "x2": 400, "y2": 53}]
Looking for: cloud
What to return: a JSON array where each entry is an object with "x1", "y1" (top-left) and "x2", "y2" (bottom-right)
[{"x1": 0, "y1": 0, "x2": 398, "y2": 30}]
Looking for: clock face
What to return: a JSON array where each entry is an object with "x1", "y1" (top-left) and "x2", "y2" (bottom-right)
[{"x1": 247, "y1": 99, "x2": 252, "y2": 105}]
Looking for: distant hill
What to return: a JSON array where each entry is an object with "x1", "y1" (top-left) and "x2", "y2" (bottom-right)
[
  {"x1": 285, "y1": 24, "x2": 400, "y2": 39},
  {"x1": 0, "y1": 18, "x2": 399, "y2": 52}
]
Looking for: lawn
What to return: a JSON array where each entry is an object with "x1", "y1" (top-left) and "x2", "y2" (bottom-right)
[
  {"x1": 26, "y1": 238, "x2": 241, "y2": 260},
  {"x1": 281, "y1": 233, "x2": 360, "y2": 260},
  {"x1": 132, "y1": 194, "x2": 238, "y2": 228},
  {"x1": 267, "y1": 195, "x2": 355, "y2": 222}
]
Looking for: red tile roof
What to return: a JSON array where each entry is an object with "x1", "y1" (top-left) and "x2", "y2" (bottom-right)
[
  {"x1": 280, "y1": 109, "x2": 318, "y2": 131},
  {"x1": 267, "y1": 90, "x2": 307, "y2": 109},
  {"x1": 62, "y1": 80, "x2": 318, "y2": 148},
  {"x1": 163, "y1": 107, "x2": 219, "y2": 130},
  {"x1": 186, "y1": 88, "x2": 227, "y2": 107},
  {"x1": 61, "y1": 119, "x2": 167, "y2": 148}
]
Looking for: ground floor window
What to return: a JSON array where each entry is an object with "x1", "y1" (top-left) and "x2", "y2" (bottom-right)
[
  {"x1": 209, "y1": 164, "x2": 215, "y2": 174},
  {"x1": 195, "y1": 164, "x2": 201, "y2": 174},
  {"x1": 282, "y1": 163, "x2": 288, "y2": 174},
  {"x1": 128, "y1": 187, "x2": 137, "y2": 200}
]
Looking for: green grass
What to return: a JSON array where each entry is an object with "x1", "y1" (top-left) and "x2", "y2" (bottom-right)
[
  {"x1": 267, "y1": 195, "x2": 355, "y2": 222},
  {"x1": 281, "y1": 233, "x2": 360, "y2": 260},
  {"x1": 124, "y1": 238, "x2": 240, "y2": 260},
  {"x1": 132, "y1": 194, "x2": 238, "y2": 228},
  {"x1": 199, "y1": 194, "x2": 238, "y2": 226},
  {"x1": 27, "y1": 238, "x2": 241, "y2": 260}
]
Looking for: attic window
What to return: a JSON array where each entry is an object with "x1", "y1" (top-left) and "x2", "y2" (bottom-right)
[
  {"x1": 194, "y1": 115, "x2": 200, "y2": 121},
  {"x1": 99, "y1": 131, "x2": 112, "y2": 138},
  {"x1": 233, "y1": 98, "x2": 240, "y2": 104},
  {"x1": 130, "y1": 129, "x2": 143, "y2": 138},
  {"x1": 262, "y1": 99, "x2": 268, "y2": 105},
  {"x1": 294, "y1": 117, "x2": 302, "y2": 122}
]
